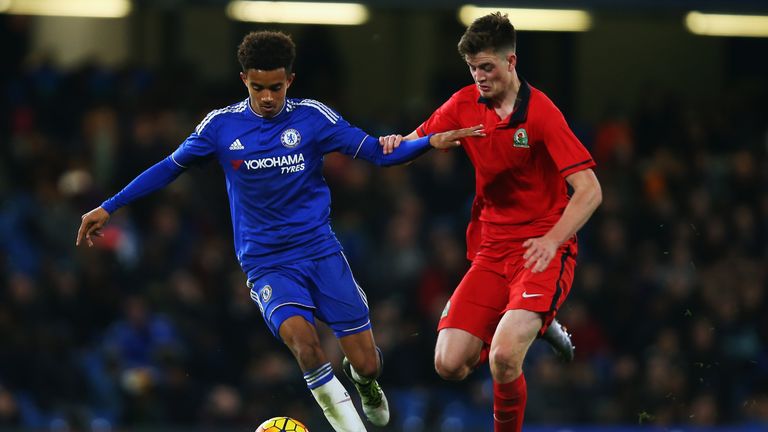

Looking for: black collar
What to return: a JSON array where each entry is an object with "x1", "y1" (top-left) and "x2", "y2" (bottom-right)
[{"x1": 477, "y1": 78, "x2": 531, "y2": 128}]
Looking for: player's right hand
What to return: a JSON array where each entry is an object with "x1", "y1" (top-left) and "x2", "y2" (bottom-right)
[
  {"x1": 76, "y1": 206, "x2": 110, "y2": 247},
  {"x1": 429, "y1": 124, "x2": 485, "y2": 149}
]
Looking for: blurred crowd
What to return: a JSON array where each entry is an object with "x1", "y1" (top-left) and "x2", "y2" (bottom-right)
[{"x1": 1, "y1": 25, "x2": 768, "y2": 432}]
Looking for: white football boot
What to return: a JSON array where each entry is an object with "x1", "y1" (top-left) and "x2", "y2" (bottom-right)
[{"x1": 342, "y1": 356, "x2": 390, "y2": 426}]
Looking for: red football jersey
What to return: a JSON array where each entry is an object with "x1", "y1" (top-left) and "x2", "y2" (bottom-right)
[{"x1": 418, "y1": 81, "x2": 595, "y2": 253}]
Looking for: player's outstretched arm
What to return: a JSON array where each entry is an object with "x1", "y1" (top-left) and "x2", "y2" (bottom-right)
[
  {"x1": 76, "y1": 207, "x2": 110, "y2": 247},
  {"x1": 430, "y1": 124, "x2": 485, "y2": 149},
  {"x1": 379, "y1": 125, "x2": 484, "y2": 154},
  {"x1": 368, "y1": 125, "x2": 484, "y2": 166},
  {"x1": 75, "y1": 156, "x2": 187, "y2": 247}
]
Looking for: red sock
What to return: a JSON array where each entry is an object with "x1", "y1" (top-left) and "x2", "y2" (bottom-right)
[{"x1": 493, "y1": 374, "x2": 527, "y2": 432}]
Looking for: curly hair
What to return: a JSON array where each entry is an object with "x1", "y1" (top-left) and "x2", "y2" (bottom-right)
[
  {"x1": 458, "y1": 12, "x2": 516, "y2": 57},
  {"x1": 237, "y1": 31, "x2": 296, "y2": 73}
]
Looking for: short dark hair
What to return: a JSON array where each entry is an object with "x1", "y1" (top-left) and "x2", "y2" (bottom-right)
[
  {"x1": 237, "y1": 31, "x2": 296, "y2": 73},
  {"x1": 458, "y1": 12, "x2": 516, "y2": 57}
]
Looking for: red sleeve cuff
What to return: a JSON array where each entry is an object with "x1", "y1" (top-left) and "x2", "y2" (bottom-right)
[{"x1": 559, "y1": 159, "x2": 596, "y2": 178}]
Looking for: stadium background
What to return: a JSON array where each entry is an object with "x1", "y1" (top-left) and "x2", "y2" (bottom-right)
[{"x1": 1, "y1": 0, "x2": 767, "y2": 431}]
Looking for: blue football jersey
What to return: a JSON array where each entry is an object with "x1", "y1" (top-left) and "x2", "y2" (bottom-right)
[{"x1": 170, "y1": 98, "x2": 376, "y2": 277}]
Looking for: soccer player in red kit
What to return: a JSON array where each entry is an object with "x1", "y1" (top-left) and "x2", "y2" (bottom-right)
[{"x1": 382, "y1": 11, "x2": 602, "y2": 432}]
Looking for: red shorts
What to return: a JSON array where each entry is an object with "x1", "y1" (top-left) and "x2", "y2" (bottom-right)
[{"x1": 438, "y1": 238, "x2": 577, "y2": 345}]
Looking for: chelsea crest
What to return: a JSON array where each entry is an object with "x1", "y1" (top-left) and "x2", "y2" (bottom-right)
[
  {"x1": 261, "y1": 284, "x2": 272, "y2": 302},
  {"x1": 281, "y1": 128, "x2": 301, "y2": 148}
]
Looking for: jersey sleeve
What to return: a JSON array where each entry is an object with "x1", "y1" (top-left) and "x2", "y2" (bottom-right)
[
  {"x1": 318, "y1": 113, "x2": 433, "y2": 166},
  {"x1": 100, "y1": 157, "x2": 185, "y2": 214},
  {"x1": 538, "y1": 105, "x2": 596, "y2": 178},
  {"x1": 298, "y1": 100, "x2": 369, "y2": 156},
  {"x1": 101, "y1": 111, "x2": 223, "y2": 214},
  {"x1": 354, "y1": 135, "x2": 433, "y2": 166},
  {"x1": 302, "y1": 99, "x2": 432, "y2": 165},
  {"x1": 416, "y1": 93, "x2": 463, "y2": 137},
  {"x1": 318, "y1": 117, "x2": 371, "y2": 157},
  {"x1": 170, "y1": 111, "x2": 219, "y2": 167}
]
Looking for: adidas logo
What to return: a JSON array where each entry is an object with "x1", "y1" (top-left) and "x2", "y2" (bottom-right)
[{"x1": 229, "y1": 139, "x2": 245, "y2": 150}]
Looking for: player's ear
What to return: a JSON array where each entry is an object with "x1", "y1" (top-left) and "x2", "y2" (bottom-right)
[
  {"x1": 240, "y1": 71, "x2": 248, "y2": 87},
  {"x1": 286, "y1": 73, "x2": 295, "y2": 88},
  {"x1": 507, "y1": 53, "x2": 517, "y2": 70}
]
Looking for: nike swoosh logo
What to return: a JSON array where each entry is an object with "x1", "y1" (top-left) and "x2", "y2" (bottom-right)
[{"x1": 522, "y1": 292, "x2": 543, "y2": 298}]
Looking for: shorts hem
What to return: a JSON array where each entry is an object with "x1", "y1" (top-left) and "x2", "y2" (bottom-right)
[
  {"x1": 267, "y1": 302, "x2": 316, "y2": 321},
  {"x1": 332, "y1": 319, "x2": 372, "y2": 338},
  {"x1": 437, "y1": 323, "x2": 492, "y2": 346}
]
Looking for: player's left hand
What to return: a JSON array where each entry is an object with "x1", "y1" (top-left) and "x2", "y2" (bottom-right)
[
  {"x1": 379, "y1": 134, "x2": 403, "y2": 155},
  {"x1": 429, "y1": 124, "x2": 485, "y2": 149},
  {"x1": 522, "y1": 236, "x2": 559, "y2": 273}
]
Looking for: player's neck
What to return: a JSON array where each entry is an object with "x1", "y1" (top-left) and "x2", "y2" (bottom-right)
[
  {"x1": 493, "y1": 75, "x2": 521, "y2": 119},
  {"x1": 249, "y1": 98, "x2": 286, "y2": 118}
]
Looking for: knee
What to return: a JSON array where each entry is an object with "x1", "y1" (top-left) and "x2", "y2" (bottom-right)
[
  {"x1": 434, "y1": 354, "x2": 471, "y2": 381},
  {"x1": 489, "y1": 346, "x2": 523, "y2": 379}
]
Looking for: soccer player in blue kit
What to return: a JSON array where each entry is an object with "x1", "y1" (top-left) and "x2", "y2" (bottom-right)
[{"x1": 76, "y1": 31, "x2": 483, "y2": 431}]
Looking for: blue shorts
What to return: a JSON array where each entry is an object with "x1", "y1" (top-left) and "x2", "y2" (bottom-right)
[{"x1": 247, "y1": 251, "x2": 371, "y2": 339}]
